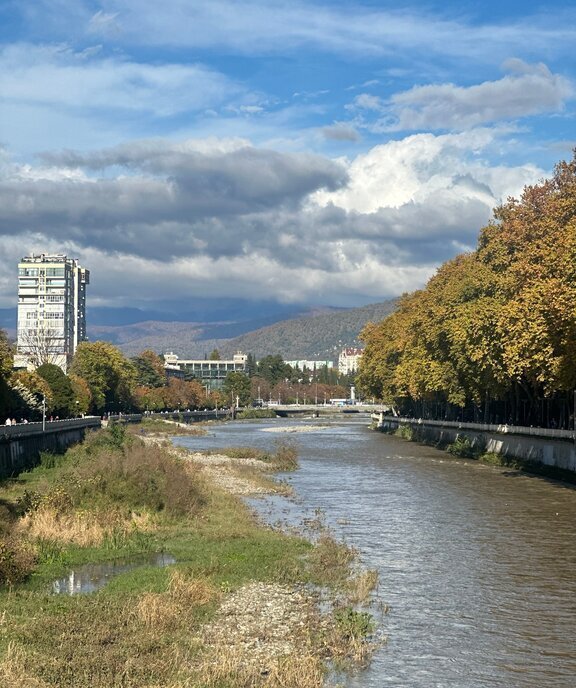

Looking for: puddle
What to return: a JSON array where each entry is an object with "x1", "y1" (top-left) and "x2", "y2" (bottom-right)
[{"x1": 51, "y1": 552, "x2": 176, "y2": 595}]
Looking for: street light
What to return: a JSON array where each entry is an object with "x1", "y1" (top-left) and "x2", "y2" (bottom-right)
[{"x1": 42, "y1": 394, "x2": 46, "y2": 432}]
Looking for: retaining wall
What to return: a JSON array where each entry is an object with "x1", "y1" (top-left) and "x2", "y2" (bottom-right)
[
  {"x1": 0, "y1": 417, "x2": 101, "y2": 479},
  {"x1": 375, "y1": 415, "x2": 576, "y2": 473}
]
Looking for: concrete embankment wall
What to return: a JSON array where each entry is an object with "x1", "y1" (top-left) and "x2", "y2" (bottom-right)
[
  {"x1": 376, "y1": 415, "x2": 576, "y2": 474},
  {"x1": 0, "y1": 418, "x2": 101, "y2": 479}
]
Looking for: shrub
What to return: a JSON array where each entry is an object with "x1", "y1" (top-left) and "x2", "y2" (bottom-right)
[
  {"x1": 395, "y1": 424, "x2": 413, "y2": 440},
  {"x1": 235, "y1": 408, "x2": 277, "y2": 419},
  {"x1": 39, "y1": 451, "x2": 63, "y2": 470},
  {"x1": 0, "y1": 537, "x2": 37, "y2": 586},
  {"x1": 446, "y1": 434, "x2": 477, "y2": 458},
  {"x1": 70, "y1": 440, "x2": 205, "y2": 517},
  {"x1": 272, "y1": 439, "x2": 299, "y2": 471},
  {"x1": 309, "y1": 534, "x2": 355, "y2": 587},
  {"x1": 334, "y1": 607, "x2": 375, "y2": 639}
]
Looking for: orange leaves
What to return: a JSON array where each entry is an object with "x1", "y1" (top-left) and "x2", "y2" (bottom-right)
[{"x1": 358, "y1": 151, "x2": 576, "y2": 406}]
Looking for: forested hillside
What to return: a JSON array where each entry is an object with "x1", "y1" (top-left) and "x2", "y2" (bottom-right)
[
  {"x1": 358, "y1": 154, "x2": 576, "y2": 428},
  {"x1": 215, "y1": 300, "x2": 398, "y2": 360},
  {"x1": 93, "y1": 300, "x2": 398, "y2": 360}
]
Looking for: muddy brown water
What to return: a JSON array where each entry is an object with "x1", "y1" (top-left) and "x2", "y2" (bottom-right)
[{"x1": 175, "y1": 416, "x2": 576, "y2": 687}]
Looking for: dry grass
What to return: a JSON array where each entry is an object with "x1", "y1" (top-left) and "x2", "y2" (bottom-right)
[
  {"x1": 346, "y1": 569, "x2": 379, "y2": 604},
  {"x1": 231, "y1": 464, "x2": 294, "y2": 496},
  {"x1": 322, "y1": 623, "x2": 376, "y2": 668},
  {"x1": 15, "y1": 507, "x2": 154, "y2": 547},
  {"x1": 195, "y1": 650, "x2": 325, "y2": 688},
  {"x1": 309, "y1": 534, "x2": 356, "y2": 587},
  {"x1": 16, "y1": 508, "x2": 110, "y2": 547},
  {"x1": 132, "y1": 570, "x2": 220, "y2": 631},
  {"x1": 128, "y1": 419, "x2": 208, "y2": 437},
  {"x1": 0, "y1": 643, "x2": 50, "y2": 688}
]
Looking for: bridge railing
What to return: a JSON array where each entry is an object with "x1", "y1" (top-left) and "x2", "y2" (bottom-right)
[
  {"x1": 375, "y1": 414, "x2": 575, "y2": 441},
  {"x1": 1, "y1": 416, "x2": 101, "y2": 438}
]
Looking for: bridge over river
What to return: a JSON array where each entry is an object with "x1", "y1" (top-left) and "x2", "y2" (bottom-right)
[{"x1": 269, "y1": 403, "x2": 385, "y2": 417}]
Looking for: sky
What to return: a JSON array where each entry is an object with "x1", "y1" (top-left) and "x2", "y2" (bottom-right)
[{"x1": 0, "y1": 0, "x2": 575, "y2": 316}]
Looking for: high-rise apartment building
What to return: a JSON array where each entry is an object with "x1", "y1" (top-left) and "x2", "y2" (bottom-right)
[{"x1": 14, "y1": 253, "x2": 90, "y2": 372}]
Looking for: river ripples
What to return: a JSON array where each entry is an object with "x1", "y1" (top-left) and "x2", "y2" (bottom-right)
[{"x1": 175, "y1": 416, "x2": 576, "y2": 687}]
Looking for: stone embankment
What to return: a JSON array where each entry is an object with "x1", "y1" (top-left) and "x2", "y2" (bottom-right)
[{"x1": 375, "y1": 414, "x2": 576, "y2": 475}]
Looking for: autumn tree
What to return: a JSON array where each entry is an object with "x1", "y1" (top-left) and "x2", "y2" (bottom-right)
[
  {"x1": 70, "y1": 341, "x2": 137, "y2": 414},
  {"x1": 132, "y1": 385, "x2": 165, "y2": 412},
  {"x1": 163, "y1": 378, "x2": 204, "y2": 410},
  {"x1": 69, "y1": 374, "x2": 92, "y2": 416},
  {"x1": 358, "y1": 151, "x2": 576, "y2": 426}
]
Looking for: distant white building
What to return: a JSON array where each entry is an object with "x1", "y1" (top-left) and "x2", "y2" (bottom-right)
[
  {"x1": 164, "y1": 351, "x2": 247, "y2": 389},
  {"x1": 15, "y1": 253, "x2": 89, "y2": 372},
  {"x1": 285, "y1": 359, "x2": 334, "y2": 371},
  {"x1": 338, "y1": 347, "x2": 363, "y2": 375}
]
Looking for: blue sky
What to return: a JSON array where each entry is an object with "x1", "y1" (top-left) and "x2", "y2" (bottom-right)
[{"x1": 0, "y1": 0, "x2": 575, "y2": 314}]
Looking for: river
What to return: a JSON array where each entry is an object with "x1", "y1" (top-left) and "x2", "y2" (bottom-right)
[{"x1": 174, "y1": 415, "x2": 576, "y2": 688}]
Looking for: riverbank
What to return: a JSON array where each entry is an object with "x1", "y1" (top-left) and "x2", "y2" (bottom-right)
[
  {"x1": 376, "y1": 417, "x2": 576, "y2": 484},
  {"x1": 0, "y1": 421, "x2": 379, "y2": 687}
]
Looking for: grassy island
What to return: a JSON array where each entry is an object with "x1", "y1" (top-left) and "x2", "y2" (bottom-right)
[{"x1": 0, "y1": 421, "x2": 380, "y2": 687}]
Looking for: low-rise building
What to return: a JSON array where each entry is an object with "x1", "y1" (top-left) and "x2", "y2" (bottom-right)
[
  {"x1": 338, "y1": 347, "x2": 363, "y2": 375},
  {"x1": 285, "y1": 359, "x2": 334, "y2": 371},
  {"x1": 163, "y1": 351, "x2": 247, "y2": 389}
]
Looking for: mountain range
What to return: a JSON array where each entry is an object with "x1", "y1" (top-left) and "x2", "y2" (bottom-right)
[{"x1": 0, "y1": 299, "x2": 398, "y2": 362}]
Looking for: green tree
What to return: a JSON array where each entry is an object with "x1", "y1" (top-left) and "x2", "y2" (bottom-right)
[
  {"x1": 9, "y1": 370, "x2": 52, "y2": 420},
  {"x1": 70, "y1": 341, "x2": 137, "y2": 414},
  {"x1": 245, "y1": 352, "x2": 257, "y2": 377},
  {"x1": 209, "y1": 349, "x2": 221, "y2": 360},
  {"x1": 222, "y1": 371, "x2": 251, "y2": 406},
  {"x1": 131, "y1": 350, "x2": 166, "y2": 388},
  {"x1": 36, "y1": 363, "x2": 75, "y2": 417},
  {"x1": 257, "y1": 355, "x2": 293, "y2": 386},
  {"x1": 0, "y1": 329, "x2": 14, "y2": 417}
]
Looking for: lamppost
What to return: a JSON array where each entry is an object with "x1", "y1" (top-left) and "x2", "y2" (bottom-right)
[{"x1": 42, "y1": 394, "x2": 46, "y2": 432}]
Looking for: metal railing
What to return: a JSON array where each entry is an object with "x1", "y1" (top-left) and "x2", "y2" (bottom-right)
[
  {"x1": 0, "y1": 416, "x2": 101, "y2": 438},
  {"x1": 375, "y1": 414, "x2": 575, "y2": 442}
]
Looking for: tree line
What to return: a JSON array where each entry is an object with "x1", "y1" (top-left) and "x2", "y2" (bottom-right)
[
  {"x1": 357, "y1": 154, "x2": 576, "y2": 429},
  {"x1": 0, "y1": 340, "x2": 353, "y2": 420}
]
